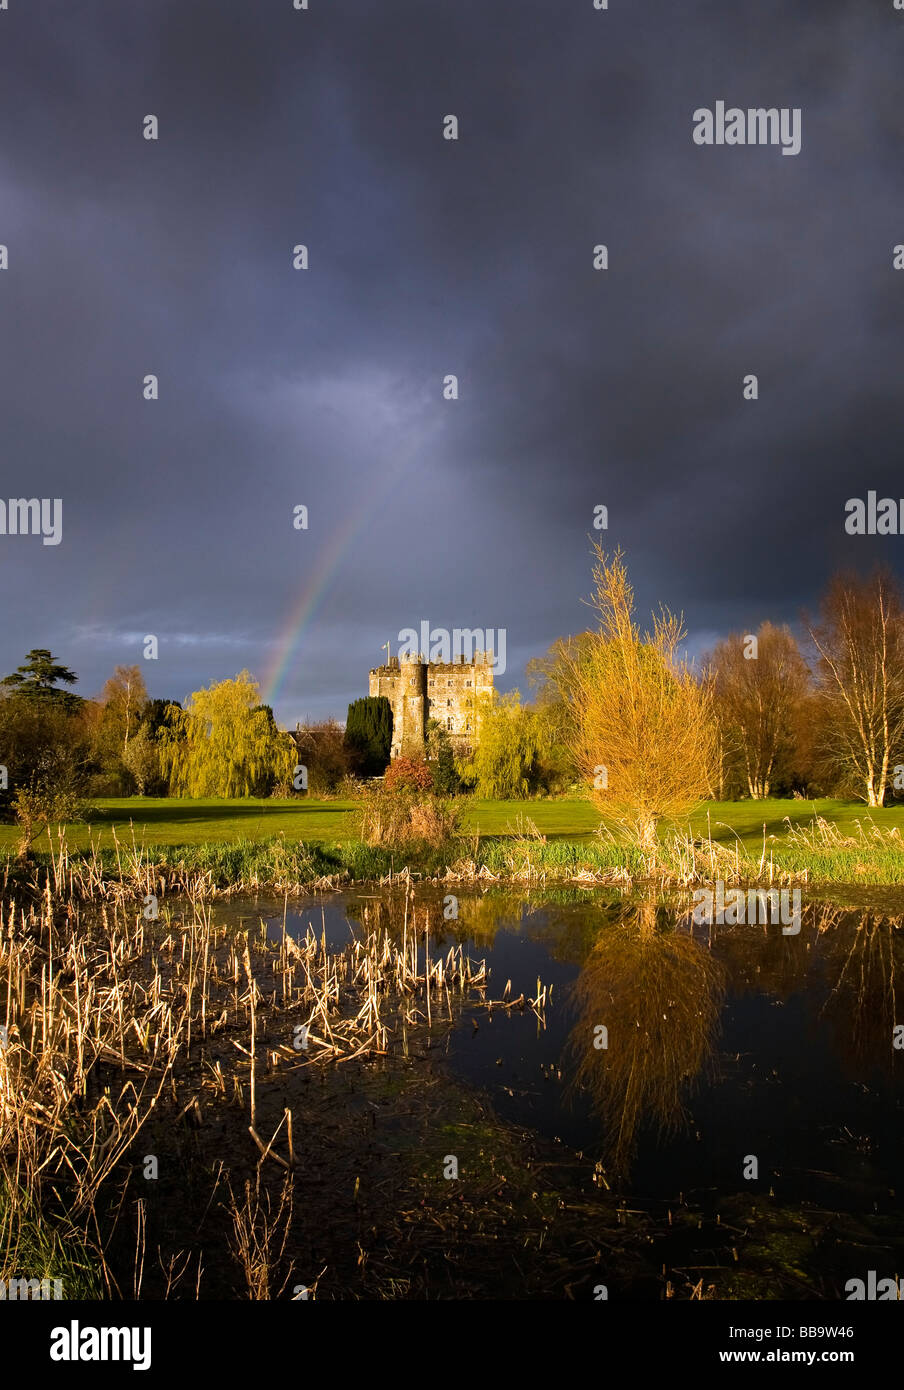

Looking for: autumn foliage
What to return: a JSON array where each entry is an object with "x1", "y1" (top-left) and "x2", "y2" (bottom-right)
[{"x1": 564, "y1": 544, "x2": 717, "y2": 852}]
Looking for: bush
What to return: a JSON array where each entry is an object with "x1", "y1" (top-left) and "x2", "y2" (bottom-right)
[
  {"x1": 13, "y1": 783, "x2": 86, "y2": 858},
  {"x1": 383, "y1": 757, "x2": 434, "y2": 793},
  {"x1": 406, "y1": 796, "x2": 461, "y2": 845},
  {"x1": 354, "y1": 781, "x2": 461, "y2": 851}
]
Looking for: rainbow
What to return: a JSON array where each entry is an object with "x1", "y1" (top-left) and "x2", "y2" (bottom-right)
[
  {"x1": 261, "y1": 422, "x2": 436, "y2": 711},
  {"x1": 261, "y1": 502, "x2": 365, "y2": 709}
]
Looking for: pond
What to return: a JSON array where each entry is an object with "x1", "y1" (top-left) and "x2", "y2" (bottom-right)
[{"x1": 212, "y1": 884, "x2": 904, "y2": 1297}]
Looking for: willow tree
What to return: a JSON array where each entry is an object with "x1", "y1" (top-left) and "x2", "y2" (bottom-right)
[
  {"x1": 159, "y1": 672, "x2": 295, "y2": 797},
  {"x1": 526, "y1": 632, "x2": 596, "y2": 786},
  {"x1": 460, "y1": 691, "x2": 540, "y2": 798},
  {"x1": 565, "y1": 545, "x2": 716, "y2": 853}
]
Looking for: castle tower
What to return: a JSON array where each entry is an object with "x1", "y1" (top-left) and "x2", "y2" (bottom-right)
[{"x1": 392, "y1": 653, "x2": 428, "y2": 758}]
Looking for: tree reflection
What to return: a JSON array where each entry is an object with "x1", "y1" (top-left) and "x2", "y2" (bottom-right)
[
  {"x1": 565, "y1": 896, "x2": 725, "y2": 1181},
  {"x1": 817, "y1": 903, "x2": 904, "y2": 1075}
]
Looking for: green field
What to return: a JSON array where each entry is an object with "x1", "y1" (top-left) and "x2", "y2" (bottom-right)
[{"x1": 2, "y1": 794, "x2": 904, "y2": 855}]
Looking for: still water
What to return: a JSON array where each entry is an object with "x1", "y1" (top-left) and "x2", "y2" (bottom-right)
[{"x1": 236, "y1": 886, "x2": 903, "y2": 1223}]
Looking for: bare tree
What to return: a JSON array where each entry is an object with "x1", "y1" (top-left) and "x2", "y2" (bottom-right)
[
  {"x1": 808, "y1": 568, "x2": 904, "y2": 807},
  {"x1": 101, "y1": 665, "x2": 147, "y2": 754},
  {"x1": 708, "y1": 623, "x2": 811, "y2": 799}
]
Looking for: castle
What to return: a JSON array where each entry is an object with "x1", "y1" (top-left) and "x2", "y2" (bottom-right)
[{"x1": 369, "y1": 652, "x2": 494, "y2": 759}]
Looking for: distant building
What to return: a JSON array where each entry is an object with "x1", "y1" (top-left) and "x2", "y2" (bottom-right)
[{"x1": 369, "y1": 652, "x2": 494, "y2": 759}]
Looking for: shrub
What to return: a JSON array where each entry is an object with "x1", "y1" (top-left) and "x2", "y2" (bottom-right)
[
  {"x1": 13, "y1": 783, "x2": 86, "y2": 859},
  {"x1": 383, "y1": 757, "x2": 434, "y2": 793},
  {"x1": 86, "y1": 771, "x2": 128, "y2": 798},
  {"x1": 354, "y1": 781, "x2": 461, "y2": 851}
]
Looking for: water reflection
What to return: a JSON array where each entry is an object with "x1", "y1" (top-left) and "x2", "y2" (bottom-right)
[
  {"x1": 258, "y1": 887, "x2": 904, "y2": 1194},
  {"x1": 816, "y1": 903, "x2": 904, "y2": 1076},
  {"x1": 563, "y1": 895, "x2": 725, "y2": 1180}
]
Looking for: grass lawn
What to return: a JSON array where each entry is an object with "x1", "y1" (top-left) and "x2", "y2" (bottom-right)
[
  {"x1": 1, "y1": 795, "x2": 903, "y2": 856},
  {"x1": 469, "y1": 797, "x2": 904, "y2": 854}
]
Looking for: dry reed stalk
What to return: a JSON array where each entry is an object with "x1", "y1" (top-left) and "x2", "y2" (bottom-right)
[
  {"x1": 226, "y1": 1173, "x2": 295, "y2": 1300},
  {"x1": 242, "y1": 942, "x2": 256, "y2": 1130}
]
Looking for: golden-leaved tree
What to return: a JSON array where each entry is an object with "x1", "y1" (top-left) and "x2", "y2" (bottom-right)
[
  {"x1": 159, "y1": 672, "x2": 295, "y2": 797},
  {"x1": 565, "y1": 544, "x2": 716, "y2": 852}
]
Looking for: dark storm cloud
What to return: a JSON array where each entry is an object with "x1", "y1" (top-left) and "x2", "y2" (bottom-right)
[{"x1": 0, "y1": 0, "x2": 900, "y2": 720}]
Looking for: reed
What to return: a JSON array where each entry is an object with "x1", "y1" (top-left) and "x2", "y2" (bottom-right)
[
  {"x1": 225, "y1": 1173, "x2": 295, "y2": 1300},
  {"x1": 0, "y1": 877, "x2": 521, "y2": 1295}
]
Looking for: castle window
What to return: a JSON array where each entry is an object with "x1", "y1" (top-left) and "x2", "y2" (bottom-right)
[
  {"x1": 447, "y1": 698, "x2": 452, "y2": 706},
  {"x1": 466, "y1": 680, "x2": 472, "y2": 687},
  {"x1": 447, "y1": 717, "x2": 454, "y2": 730},
  {"x1": 448, "y1": 680, "x2": 453, "y2": 687}
]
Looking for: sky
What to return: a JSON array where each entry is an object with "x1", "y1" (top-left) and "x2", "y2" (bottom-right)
[{"x1": 0, "y1": 0, "x2": 901, "y2": 727}]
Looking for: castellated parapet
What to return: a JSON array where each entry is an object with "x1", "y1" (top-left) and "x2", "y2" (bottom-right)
[{"x1": 368, "y1": 652, "x2": 494, "y2": 759}]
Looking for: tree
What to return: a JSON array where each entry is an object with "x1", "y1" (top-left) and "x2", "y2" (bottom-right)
[
  {"x1": 1, "y1": 649, "x2": 83, "y2": 711},
  {"x1": 707, "y1": 623, "x2": 811, "y2": 799},
  {"x1": 122, "y1": 725, "x2": 159, "y2": 796},
  {"x1": 526, "y1": 632, "x2": 596, "y2": 750},
  {"x1": 0, "y1": 695, "x2": 91, "y2": 852},
  {"x1": 142, "y1": 698, "x2": 182, "y2": 739},
  {"x1": 135, "y1": 698, "x2": 182, "y2": 795},
  {"x1": 527, "y1": 634, "x2": 598, "y2": 791},
  {"x1": 100, "y1": 666, "x2": 147, "y2": 754},
  {"x1": 85, "y1": 666, "x2": 150, "y2": 793},
  {"x1": 808, "y1": 567, "x2": 904, "y2": 807},
  {"x1": 293, "y1": 718, "x2": 354, "y2": 795},
  {"x1": 426, "y1": 718, "x2": 460, "y2": 794},
  {"x1": 344, "y1": 696, "x2": 393, "y2": 777},
  {"x1": 563, "y1": 545, "x2": 716, "y2": 852},
  {"x1": 460, "y1": 692, "x2": 541, "y2": 799},
  {"x1": 158, "y1": 672, "x2": 296, "y2": 798}
]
